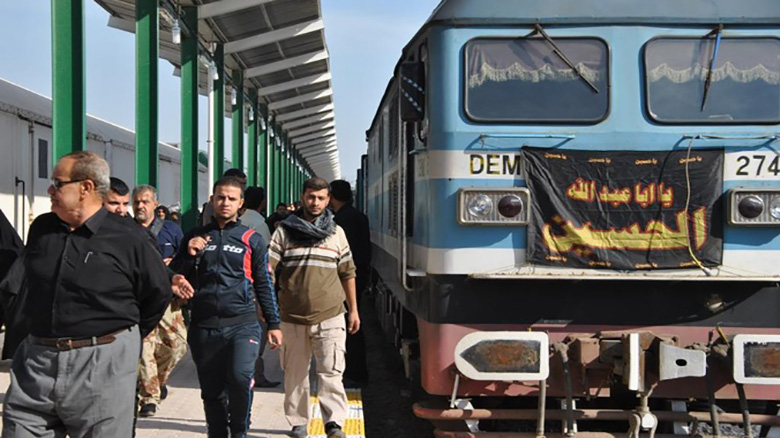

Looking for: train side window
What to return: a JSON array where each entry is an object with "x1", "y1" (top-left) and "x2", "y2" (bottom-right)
[
  {"x1": 389, "y1": 92, "x2": 399, "y2": 161},
  {"x1": 418, "y1": 42, "x2": 429, "y2": 143},
  {"x1": 644, "y1": 37, "x2": 780, "y2": 124},
  {"x1": 405, "y1": 123, "x2": 415, "y2": 237},
  {"x1": 400, "y1": 62, "x2": 425, "y2": 122},
  {"x1": 38, "y1": 139, "x2": 48, "y2": 179},
  {"x1": 389, "y1": 175, "x2": 398, "y2": 236},
  {"x1": 464, "y1": 37, "x2": 609, "y2": 123},
  {"x1": 378, "y1": 117, "x2": 385, "y2": 165},
  {"x1": 378, "y1": 117, "x2": 385, "y2": 231}
]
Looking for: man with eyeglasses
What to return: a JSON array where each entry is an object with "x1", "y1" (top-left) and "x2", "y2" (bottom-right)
[{"x1": 2, "y1": 151, "x2": 172, "y2": 437}]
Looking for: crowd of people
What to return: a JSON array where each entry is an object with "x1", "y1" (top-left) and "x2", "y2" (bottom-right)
[{"x1": 0, "y1": 150, "x2": 372, "y2": 438}]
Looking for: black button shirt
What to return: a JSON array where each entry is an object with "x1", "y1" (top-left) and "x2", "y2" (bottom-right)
[
  {"x1": 333, "y1": 204, "x2": 372, "y2": 267},
  {"x1": 24, "y1": 208, "x2": 172, "y2": 338}
]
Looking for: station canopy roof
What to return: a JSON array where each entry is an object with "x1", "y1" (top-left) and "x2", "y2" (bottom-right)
[{"x1": 95, "y1": 0, "x2": 340, "y2": 180}]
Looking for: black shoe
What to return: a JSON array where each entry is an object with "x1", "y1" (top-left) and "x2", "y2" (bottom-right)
[
  {"x1": 254, "y1": 379, "x2": 281, "y2": 388},
  {"x1": 139, "y1": 403, "x2": 157, "y2": 417},
  {"x1": 289, "y1": 424, "x2": 307, "y2": 438},
  {"x1": 325, "y1": 422, "x2": 346, "y2": 438},
  {"x1": 160, "y1": 385, "x2": 168, "y2": 400}
]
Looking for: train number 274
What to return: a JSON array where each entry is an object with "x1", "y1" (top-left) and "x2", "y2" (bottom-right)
[{"x1": 735, "y1": 154, "x2": 780, "y2": 177}]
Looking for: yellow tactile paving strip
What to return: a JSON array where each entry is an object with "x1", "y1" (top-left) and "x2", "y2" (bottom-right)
[{"x1": 307, "y1": 388, "x2": 365, "y2": 437}]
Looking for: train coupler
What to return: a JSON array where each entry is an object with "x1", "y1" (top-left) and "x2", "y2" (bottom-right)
[{"x1": 628, "y1": 392, "x2": 658, "y2": 438}]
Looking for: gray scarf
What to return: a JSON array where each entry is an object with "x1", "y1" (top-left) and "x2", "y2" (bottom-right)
[{"x1": 279, "y1": 209, "x2": 336, "y2": 246}]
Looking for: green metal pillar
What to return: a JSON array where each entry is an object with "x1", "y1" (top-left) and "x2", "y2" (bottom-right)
[
  {"x1": 279, "y1": 143, "x2": 286, "y2": 205},
  {"x1": 276, "y1": 144, "x2": 287, "y2": 204},
  {"x1": 274, "y1": 128, "x2": 282, "y2": 206},
  {"x1": 283, "y1": 137, "x2": 290, "y2": 203},
  {"x1": 213, "y1": 44, "x2": 225, "y2": 180},
  {"x1": 180, "y1": 6, "x2": 199, "y2": 230},
  {"x1": 287, "y1": 138, "x2": 294, "y2": 201},
  {"x1": 52, "y1": 0, "x2": 86, "y2": 159},
  {"x1": 247, "y1": 89, "x2": 258, "y2": 186},
  {"x1": 231, "y1": 70, "x2": 244, "y2": 171},
  {"x1": 295, "y1": 157, "x2": 303, "y2": 191},
  {"x1": 290, "y1": 150, "x2": 296, "y2": 196},
  {"x1": 297, "y1": 153, "x2": 303, "y2": 191},
  {"x1": 298, "y1": 154, "x2": 303, "y2": 190},
  {"x1": 269, "y1": 129, "x2": 277, "y2": 209},
  {"x1": 287, "y1": 143, "x2": 293, "y2": 201},
  {"x1": 290, "y1": 146, "x2": 297, "y2": 195},
  {"x1": 258, "y1": 106, "x2": 268, "y2": 192},
  {"x1": 135, "y1": 0, "x2": 158, "y2": 186},
  {"x1": 292, "y1": 145, "x2": 298, "y2": 197}
]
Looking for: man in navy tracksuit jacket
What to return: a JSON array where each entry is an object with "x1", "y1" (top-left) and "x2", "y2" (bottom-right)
[{"x1": 171, "y1": 176, "x2": 282, "y2": 438}]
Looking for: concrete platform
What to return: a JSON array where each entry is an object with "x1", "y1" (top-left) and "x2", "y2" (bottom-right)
[{"x1": 0, "y1": 344, "x2": 365, "y2": 438}]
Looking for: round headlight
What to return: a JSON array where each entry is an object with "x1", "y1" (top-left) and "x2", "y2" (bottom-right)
[
  {"x1": 770, "y1": 197, "x2": 780, "y2": 220},
  {"x1": 498, "y1": 195, "x2": 524, "y2": 218},
  {"x1": 467, "y1": 194, "x2": 493, "y2": 217},
  {"x1": 738, "y1": 195, "x2": 764, "y2": 219}
]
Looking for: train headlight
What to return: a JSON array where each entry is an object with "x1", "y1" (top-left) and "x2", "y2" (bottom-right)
[
  {"x1": 467, "y1": 194, "x2": 493, "y2": 217},
  {"x1": 458, "y1": 188, "x2": 531, "y2": 225},
  {"x1": 728, "y1": 188, "x2": 780, "y2": 226},
  {"x1": 738, "y1": 195, "x2": 763, "y2": 219},
  {"x1": 770, "y1": 198, "x2": 780, "y2": 220},
  {"x1": 498, "y1": 195, "x2": 524, "y2": 218}
]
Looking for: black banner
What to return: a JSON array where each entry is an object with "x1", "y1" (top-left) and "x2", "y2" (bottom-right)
[{"x1": 523, "y1": 148, "x2": 724, "y2": 270}]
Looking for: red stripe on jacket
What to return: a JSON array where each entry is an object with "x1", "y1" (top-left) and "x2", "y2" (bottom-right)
[{"x1": 241, "y1": 230, "x2": 255, "y2": 282}]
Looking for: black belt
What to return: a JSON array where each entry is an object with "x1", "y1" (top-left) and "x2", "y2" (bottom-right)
[{"x1": 31, "y1": 328, "x2": 128, "y2": 351}]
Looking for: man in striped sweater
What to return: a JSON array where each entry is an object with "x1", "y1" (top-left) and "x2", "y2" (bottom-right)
[{"x1": 268, "y1": 178, "x2": 359, "y2": 438}]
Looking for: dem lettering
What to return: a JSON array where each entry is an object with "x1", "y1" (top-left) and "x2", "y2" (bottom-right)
[{"x1": 469, "y1": 154, "x2": 522, "y2": 175}]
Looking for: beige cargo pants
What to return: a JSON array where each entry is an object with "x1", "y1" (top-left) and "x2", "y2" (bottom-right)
[{"x1": 280, "y1": 314, "x2": 348, "y2": 427}]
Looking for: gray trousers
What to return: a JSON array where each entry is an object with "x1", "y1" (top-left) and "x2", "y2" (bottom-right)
[{"x1": 2, "y1": 326, "x2": 141, "y2": 438}]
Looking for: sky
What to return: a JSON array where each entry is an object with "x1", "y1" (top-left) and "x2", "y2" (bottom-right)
[{"x1": 0, "y1": 0, "x2": 440, "y2": 182}]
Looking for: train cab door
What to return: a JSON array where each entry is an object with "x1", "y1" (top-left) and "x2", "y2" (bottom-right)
[{"x1": 398, "y1": 59, "x2": 426, "y2": 290}]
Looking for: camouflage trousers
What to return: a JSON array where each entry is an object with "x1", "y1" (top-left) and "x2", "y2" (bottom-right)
[{"x1": 138, "y1": 304, "x2": 188, "y2": 405}]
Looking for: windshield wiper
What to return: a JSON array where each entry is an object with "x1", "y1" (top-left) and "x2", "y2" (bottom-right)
[
  {"x1": 701, "y1": 24, "x2": 724, "y2": 111},
  {"x1": 534, "y1": 24, "x2": 599, "y2": 94}
]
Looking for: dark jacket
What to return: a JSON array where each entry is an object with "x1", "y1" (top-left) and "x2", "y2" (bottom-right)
[
  {"x1": 0, "y1": 254, "x2": 25, "y2": 359},
  {"x1": 0, "y1": 209, "x2": 22, "y2": 282},
  {"x1": 333, "y1": 204, "x2": 371, "y2": 267},
  {"x1": 171, "y1": 219, "x2": 280, "y2": 330},
  {"x1": 149, "y1": 218, "x2": 184, "y2": 259},
  {"x1": 266, "y1": 212, "x2": 288, "y2": 233},
  {"x1": 0, "y1": 209, "x2": 24, "y2": 359}
]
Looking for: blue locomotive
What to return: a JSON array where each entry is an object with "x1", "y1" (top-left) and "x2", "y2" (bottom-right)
[{"x1": 360, "y1": 0, "x2": 780, "y2": 435}]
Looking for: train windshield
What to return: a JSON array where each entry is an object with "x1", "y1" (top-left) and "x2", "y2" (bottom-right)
[
  {"x1": 645, "y1": 37, "x2": 780, "y2": 124},
  {"x1": 464, "y1": 37, "x2": 609, "y2": 123}
]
